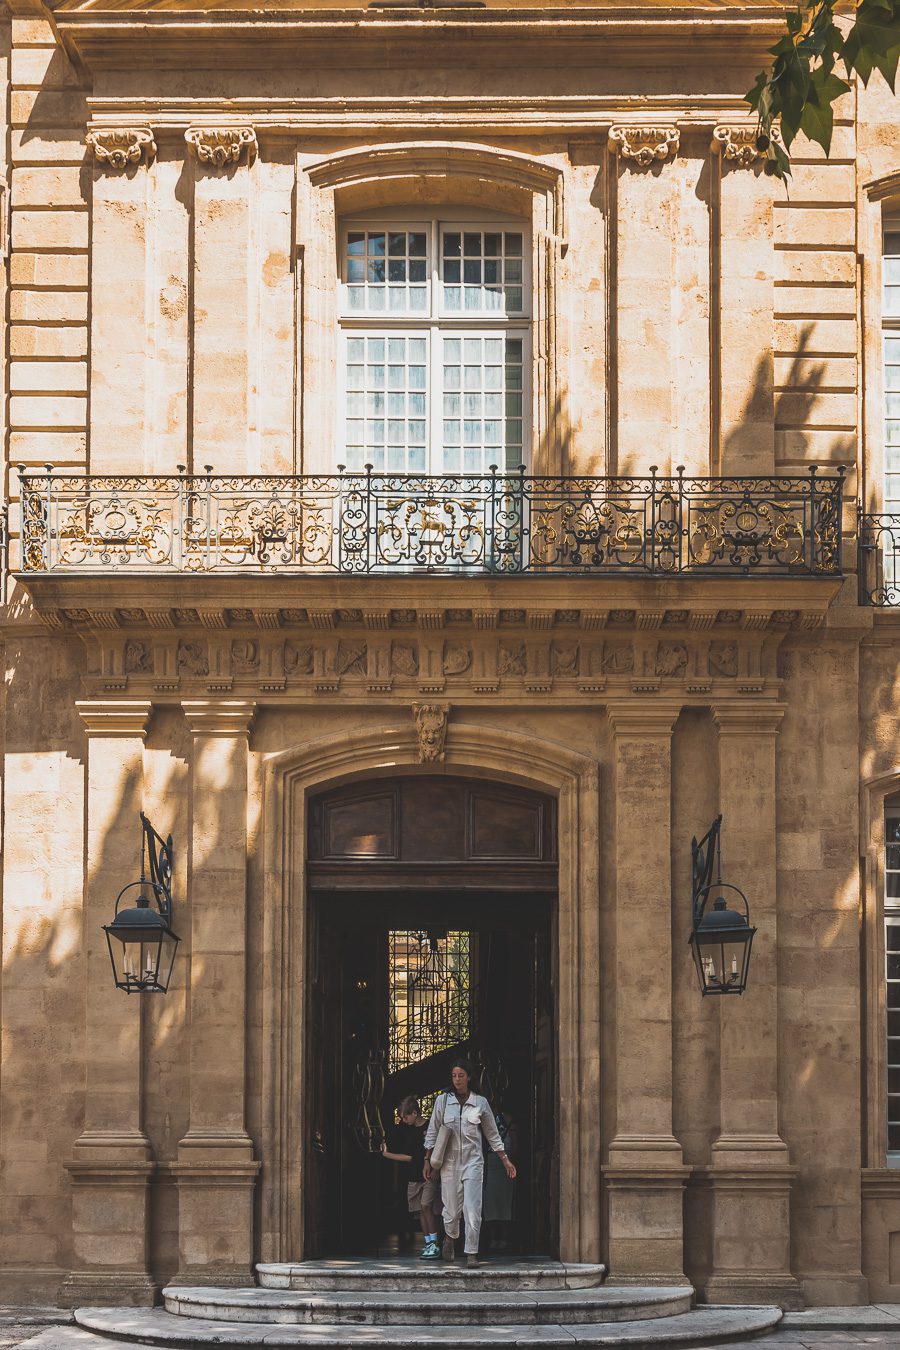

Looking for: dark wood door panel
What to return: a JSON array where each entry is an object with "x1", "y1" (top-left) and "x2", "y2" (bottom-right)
[{"x1": 309, "y1": 777, "x2": 556, "y2": 867}]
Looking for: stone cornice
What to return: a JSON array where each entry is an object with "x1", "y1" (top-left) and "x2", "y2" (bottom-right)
[
  {"x1": 712, "y1": 704, "x2": 786, "y2": 735},
  {"x1": 75, "y1": 698, "x2": 152, "y2": 737},
  {"x1": 85, "y1": 126, "x2": 156, "y2": 168},
  {"x1": 180, "y1": 698, "x2": 257, "y2": 736},
  {"x1": 13, "y1": 575, "x2": 843, "y2": 640},
  {"x1": 53, "y1": 9, "x2": 788, "y2": 77},
  {"x1": 605, "y1": 704, "x2": 682, "y2": 736}
]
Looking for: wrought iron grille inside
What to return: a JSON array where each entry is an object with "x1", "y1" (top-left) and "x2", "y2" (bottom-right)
[{"x1": 389, "y1": 930, "x2": 471, "y2": 1072}]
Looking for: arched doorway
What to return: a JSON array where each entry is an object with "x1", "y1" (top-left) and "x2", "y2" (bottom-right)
[{"x1": 303, "y1": 775, "x2": 558, "y2": 1258}]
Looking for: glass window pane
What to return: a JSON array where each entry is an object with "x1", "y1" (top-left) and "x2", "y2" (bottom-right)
[{"x1": 464, "y1": 232, "x2": 481, "y2": 256}]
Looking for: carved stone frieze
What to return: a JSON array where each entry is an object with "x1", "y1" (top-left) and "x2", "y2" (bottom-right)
[
  {"x1": 609, "y1": 125, "x2": 680, "y2": 166},
  {"x1": 655, "y1": 641, "x2": 688, "y2": 678},
  {"x1": 178, "y1": 640, "x2": 208, "y2": 677},
  {"x1": 391, "y1": 642, "x2": 419, "y2": 677},
  {"x1": 336, "y1": 641, "x2": 367, "y2": 676},
  {"x1": 713, "y1": 125, "x2": 763, "y2": 168},
  {"x1": 708, "y1": 640, "x2": 739, "y2": 678},
  {"x1": 185, "y1": 127, "x2": 258, "y2": 168},
  {"x1": 86, "y1": 128, "x2": 156, "y2": 169},
  {"x1": 498, "y1": 641, "x2": 527, "y2": 677},
  {"x1": 82, "y1": 622, "x2": 783, "y2": 705},
  {"x1": 550, "y1": 642, "x2": 579, "y2": 677},
  {"x1": 442, "y1": 642, "x2": 471, "y2": 676},
  {"x1": 601, "y1": 642, "x2": 634, "y2": 675},
  {"x1": 413, "y1": 703, "x2": 449, "y2": 763},
  {"x1": 284, "y1": 640, "x2": 313, "y2": 675},
  {"x1": 124, "y1": 639, "x2": 153, "y2": 674},
  {"x1": 231, "y1": 639, "x2": 259, "y2": 673}
]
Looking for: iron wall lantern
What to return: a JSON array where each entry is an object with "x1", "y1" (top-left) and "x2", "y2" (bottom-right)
[
  {"x1": 689, "y1": 815, "x2": 756, "y2": 996},
  {"x1": 104, "y1": 813, "x2": 179, "y2": 993}
]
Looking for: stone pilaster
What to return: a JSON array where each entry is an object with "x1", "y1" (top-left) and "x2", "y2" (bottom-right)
[
  {"x1": 700, "y1": 704, "x2": 801, "y2": 1308},
  {"x1": 187, "y1": 128, "x2": 256, "y2": 474},
  {"x1": 170, "y1": 700, "x2": 259, "y2": 1286},
  {"x1": 61, "y1": 701, "x2": 156, "y2": 1308},
  {"x1": 608, "y1": 127, "x2": 680, "y2": 475},
  {"x1": 712, "y1": 127, "x2": 776, "y2": 475},
  {"x1": 87, "y1": 129, "x2": 154, "y2": 473},
  {"x1": 603, "y1": 704, "x2": 690, "y2": 1285}
]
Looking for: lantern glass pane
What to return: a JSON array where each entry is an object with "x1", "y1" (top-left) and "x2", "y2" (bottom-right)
[{"x1": 690, "y1": 925, "x2": 753, "y2": 996}]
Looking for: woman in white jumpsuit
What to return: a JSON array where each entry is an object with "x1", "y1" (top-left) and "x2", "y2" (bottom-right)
[{"x1": 423, "y1": 1059, "x2": 517, "y2": 1266}]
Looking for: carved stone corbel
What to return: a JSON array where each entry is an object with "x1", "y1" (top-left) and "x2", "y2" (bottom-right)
[
  {"x1": 712, "y1": 125, "x2": 764, "y2": 168},
  {"x1": 412, "y1": 702, "x2": 449, "y2": 763},
  {"x1": 85, "y1": 128, "x2": 156, "y2": 170},
  {"x1": 609, "y1": 126, "x2": 680, "y2": 167},
  {"x1": 185, "y1": 127, "x2": 258, "y2": 168}
]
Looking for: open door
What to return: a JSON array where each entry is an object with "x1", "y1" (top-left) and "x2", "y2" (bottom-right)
[{"x1": 304, "y1": 776, "x2": 558, "y2": 1258}]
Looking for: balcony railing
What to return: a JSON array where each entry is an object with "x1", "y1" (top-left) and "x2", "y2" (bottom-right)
[
  {"x1": 17, "y1": 466, "x2": 845, "y2": 579},
  {"x1": 859, "y1": 514, "x2": 900, "y2": 605}
]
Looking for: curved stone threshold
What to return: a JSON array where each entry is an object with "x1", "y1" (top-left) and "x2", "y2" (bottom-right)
[
  {"x1": 74, "y1": 1303, "x2": 783, "y2": 1347},
  {"x1": 163, "y1": 1282, "x2": 690, "y2": 1326}
]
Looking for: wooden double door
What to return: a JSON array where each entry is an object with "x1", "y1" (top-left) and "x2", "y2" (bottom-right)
[{"x1": 304, "y1": 775, "x2": 558, "y2": 1257}]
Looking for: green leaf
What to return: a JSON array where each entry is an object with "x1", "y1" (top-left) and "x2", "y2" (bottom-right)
[
  {"x1": 763, "y1": 139, "x2": 793, "y2": 180},
  {"x1": 843, "y1": 0, "x2": 900, "y2": 88},
  {"x1": 745, "y1": 69, "x2": 769, "y2": 113},
  {"x1": 798, "y1": 69, "x2": 852, "y2": 152}
]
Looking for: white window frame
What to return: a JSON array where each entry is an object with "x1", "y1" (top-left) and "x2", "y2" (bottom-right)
[
  {"x1": 886, "y1": 802, "x2": 900, "y2": 1165},
  {"x1": 336, "y1": 209, "x2": 532, "y2": 476}
]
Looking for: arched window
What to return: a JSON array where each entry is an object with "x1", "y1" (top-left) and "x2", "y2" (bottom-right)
[{"x1": 338, "y1": 210, "x2": 530, "y2": 475}]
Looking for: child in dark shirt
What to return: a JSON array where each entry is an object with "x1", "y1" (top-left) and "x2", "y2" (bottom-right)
[{"x1": 381, "y1": 1095, "x2": 441, "y2": 1259}]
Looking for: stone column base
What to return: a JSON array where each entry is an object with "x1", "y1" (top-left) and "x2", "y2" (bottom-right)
[
  {"x1": 60, "y1": 1159, "x2": 157, "y2": 1308},
  {"x1": 602, "y1": 1161, "x2": 692, "y2": 1286},
  {"x1": 694, "y1": 1162, "x2": 802, "y2": 1310},
  {"x1": 59, "y1": 1269, "x2": 158, "y2": 1308},
  {"x1": 169, "y1": 1151, "x2": 261, "y2": 1286}
]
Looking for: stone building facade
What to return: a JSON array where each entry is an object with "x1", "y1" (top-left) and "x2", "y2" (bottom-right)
[{"x1": 1, "y1": 0, "x2": 900, "y2": 1313}]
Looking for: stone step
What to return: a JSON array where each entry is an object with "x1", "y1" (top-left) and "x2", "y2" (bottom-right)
[
  {"x1": 257, "y1": 1259, "x2": 608, "y2": 1292},
  {"x1": 163, "y1": 1284, "x2": 692, "y2": 1327},
  {"x1": 74, "y1": 1305, "x2": 783, "y2": 1347}
]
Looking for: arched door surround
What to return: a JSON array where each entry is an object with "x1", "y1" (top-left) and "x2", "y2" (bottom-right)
[{"x1": 259, "y1": 720, "x2": 600, "y2": 1263}]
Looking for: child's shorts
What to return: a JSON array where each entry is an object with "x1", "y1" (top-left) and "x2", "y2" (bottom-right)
[{"x1": 407, "y1": 1179, "x2": 440, "y2": 1213}]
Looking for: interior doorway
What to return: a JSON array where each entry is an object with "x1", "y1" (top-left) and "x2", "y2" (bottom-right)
[{"x1": 304, "y1": 775, "x2": 558, "y2": 1258}]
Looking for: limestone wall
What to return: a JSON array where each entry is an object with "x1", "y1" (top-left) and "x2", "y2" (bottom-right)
[{"x1": 0, "y1": 0, "x2": 899, "y2": 1311}]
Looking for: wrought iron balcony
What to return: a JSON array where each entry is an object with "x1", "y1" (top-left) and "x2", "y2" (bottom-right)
[
  {"x1": 859, "y1": 513, "x2": 900, "y2": 605},
  {"x1": 17, "y1": 466, "x2": 844, "y2": 579}
]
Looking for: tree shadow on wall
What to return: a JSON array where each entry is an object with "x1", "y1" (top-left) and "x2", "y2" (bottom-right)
[
  {"x1": 722, "y1": 320, "x2": 855, "y2": 476},
  {"x1": 0, "y1": 648, "x2": 191, "y2": 1300}
]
